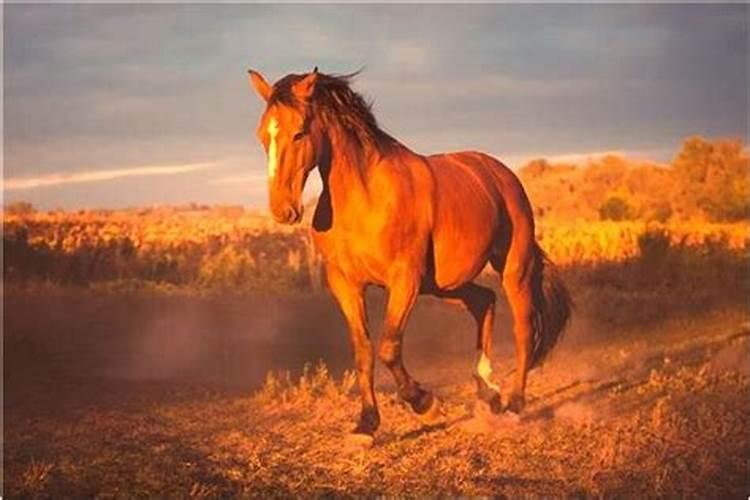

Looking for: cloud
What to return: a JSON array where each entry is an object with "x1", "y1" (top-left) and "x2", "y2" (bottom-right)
[
  {"x1": 4, "y1": 162, "x2": 215, "y2": 190},
  {"x1": 209, "y1": 169, "x2": 324, "y2": 206},
  {"x1": 367, "y1": 74, "x2": 602, "y2": 103},
  {"x1": 2, "y1": 4, "x2": 746, "y2": 209},
  {"x1": 210, "y1": 172, "x2": 267, "y2": 185},
  {"x1": 536, "y1": 150, "x2": 627, "y2": 165}
]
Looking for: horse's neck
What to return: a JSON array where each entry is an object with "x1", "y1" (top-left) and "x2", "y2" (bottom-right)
[{"x1": 324, "y1": 136, "x2": 380, "y2": 212}]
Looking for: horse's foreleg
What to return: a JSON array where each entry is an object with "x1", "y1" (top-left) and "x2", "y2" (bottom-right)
[
  {"x1": 378, "y1": 279, "x2": 441, "y2": 422},
  {"x1": 434, "y1": 284, "x2": 502, "y2": 414},
  {"x1": 326, "y1": 266, "x2": 379, "y2": 436}
]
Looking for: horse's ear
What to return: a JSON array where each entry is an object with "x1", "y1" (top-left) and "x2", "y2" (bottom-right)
[
  {"x1": 248, "y1": 69, "x2": 272, "y2": 103},
  {"x1": 292, "y1": 70, "x2": 319, "y2": 101}
]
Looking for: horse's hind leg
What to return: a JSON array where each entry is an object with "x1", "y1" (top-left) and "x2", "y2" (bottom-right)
[
  {"x1": 496, "y1": 248, "x2": 536, "y2": 414},
  {"x1": 378, "y1": 278, "x2": 442, "y2": 423},
  {"x1": 433, "y1": 283, "x2": 502, "y2": 414}
]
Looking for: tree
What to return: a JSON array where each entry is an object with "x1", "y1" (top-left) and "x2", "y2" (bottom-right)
[
  {"x1": 4, "y1": 201, "x2": 35, "y2": 215},
  {"x1": 672, "y1": 136, "x2": 749, "y2": 221},
  {"x1": 519, "y1": 159, "x2": 550, "y2": 179}
]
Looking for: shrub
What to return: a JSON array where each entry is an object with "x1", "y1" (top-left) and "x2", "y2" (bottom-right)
[
  {"x1": 637, "y1": 229, "x2": 672, "y2": 264},
  {"x1": 646, "y1": 201, "x2": 673, "y2": 223},
  {"x1": 599, "y1": 197, "x2": 634, "y2": 221}
]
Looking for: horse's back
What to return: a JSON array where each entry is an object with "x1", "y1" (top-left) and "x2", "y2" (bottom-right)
[{"x1": 425, "y1": 151, "x2": 533, "y2": 289}]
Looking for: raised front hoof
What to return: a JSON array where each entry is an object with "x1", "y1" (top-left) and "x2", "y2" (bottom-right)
[
  {"x1": 403, "y1": 387, "x2": 444, "y2": 425},
  {"x1": 506, "y1": 394, "x2": 526, "y2": 415},
  {"x1": 344, "y1": 432, "x2": 375, "y2": 450},
  {"x1": 415, "y1": 394, "x2": 444, "y2": 427}
]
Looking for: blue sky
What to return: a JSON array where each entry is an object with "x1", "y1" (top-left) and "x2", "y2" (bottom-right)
[{"x1": 3, "y1": 3, "x2": 747, "y2": 209}]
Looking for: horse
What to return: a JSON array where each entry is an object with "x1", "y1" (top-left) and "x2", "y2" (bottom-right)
[{"x1": 247, "y1": 67, "x2": 572, "y2": 443}]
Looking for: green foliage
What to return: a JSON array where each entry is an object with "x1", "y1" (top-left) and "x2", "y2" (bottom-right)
[{"x1": 599, "y1": 196, "x2": 634, "y2": 221}]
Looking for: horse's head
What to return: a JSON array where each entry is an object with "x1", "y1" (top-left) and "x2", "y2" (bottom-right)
[{"x1": 248, "y1": 67, "x2": 323, "y2": 224}]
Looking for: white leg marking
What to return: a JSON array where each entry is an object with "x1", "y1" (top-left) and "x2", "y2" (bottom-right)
[
  {"x1": 477, "y1": 352, "x2": 501, "y2": 392},
  {"x1": 266, "y1": 117, "x2": 280, "y2": 180}
]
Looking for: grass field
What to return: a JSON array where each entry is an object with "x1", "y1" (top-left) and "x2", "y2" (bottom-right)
[
  {"x1": 3, "y1": 207, "x2": 747, "y2": 290},
  {"x1": 3, "y1": 267, "x2": 749, "y2": 497},
  {"x1": 4, "y1": 300, "x2": 748, "y2": 497},
  {"x1": 3, "y1": 209, "x2": 749, "y2": 497}
]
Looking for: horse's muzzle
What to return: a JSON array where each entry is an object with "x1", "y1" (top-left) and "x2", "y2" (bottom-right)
[{"x1": 272, "y1": 204, "x2": 303, "y2": 225}]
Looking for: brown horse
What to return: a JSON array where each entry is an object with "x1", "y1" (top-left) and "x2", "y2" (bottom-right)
[{"x1": 247, "y1": 68, "x2": 571, "y2": 442}]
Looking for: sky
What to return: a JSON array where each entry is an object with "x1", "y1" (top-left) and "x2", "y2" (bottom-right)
[{"x1": 3, "y1": 3, "x2": 748, "y2": 209}]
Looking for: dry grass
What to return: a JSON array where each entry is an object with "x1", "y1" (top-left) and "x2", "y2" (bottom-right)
[
  {"x1": 4, "y1": 306, "x2": 748, "y2": 497},
  {"x1": 535, "y1": 219, "x2": 747, "y2": 266},
  {"x1": 2, "y1": 207, "x2": 321, "y2": 292},
  {"x1": 3, "y1": 207, "x2": 747, "y2": 292},
  {"x1": 3, "y1": 207, "x2": 748, "y2": 497}
]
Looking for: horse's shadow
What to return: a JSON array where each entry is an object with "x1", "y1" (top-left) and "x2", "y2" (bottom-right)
[
  {"x1": 522, "y1": 327, "x2": 750, "y2": 423},
  {"x1": 389, "y1": 327, "x2": 749, "y2": 439},
  {"x1": 398, "y1": 420, "x2": 453, "y2": 441}
]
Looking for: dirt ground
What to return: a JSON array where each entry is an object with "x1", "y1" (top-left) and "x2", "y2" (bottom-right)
[{"x1": 3, "y1": 287, "x2": 749, "y2": 497}]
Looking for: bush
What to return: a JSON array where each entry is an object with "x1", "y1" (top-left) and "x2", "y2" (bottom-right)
[
  {"x1": 646, "y1": 201, "x2": 673, "y2": 223},
  {"x1": 637, "y1": 229, "x2": 672, "y2": 264},
  {"x1": 599, "y1": 197, "x2": 634, "y2": 221}
]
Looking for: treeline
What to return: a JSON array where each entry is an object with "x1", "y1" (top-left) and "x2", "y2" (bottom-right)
[{"x1": 519, "y1": 136, "x2": 749, "y2": 223}]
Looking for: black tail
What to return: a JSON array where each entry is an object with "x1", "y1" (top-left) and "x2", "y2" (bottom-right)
[{"x1": 528, "y1": 242, "x2": 573, "y2": 369}]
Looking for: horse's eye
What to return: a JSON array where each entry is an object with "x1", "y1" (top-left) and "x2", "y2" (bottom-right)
[{"x1": 293, "y1": 131, "x2": 305, "y2": 141}]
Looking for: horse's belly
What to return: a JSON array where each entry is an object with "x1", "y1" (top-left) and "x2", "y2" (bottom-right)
[{"x1": 431, "y1": 233, "x2": 493, "y2": 289}]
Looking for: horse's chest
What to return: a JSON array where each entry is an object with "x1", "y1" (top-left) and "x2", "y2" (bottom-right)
[{"x1": 311, "y1": 224, "x2": 398, "y2": 285}]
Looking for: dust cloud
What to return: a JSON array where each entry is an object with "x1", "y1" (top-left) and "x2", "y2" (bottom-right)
[
  {"x1": 4, "y1": 287, "x2": 516, "y2": 417},
  {"x1": 5, "y1": 284, "x2": 746, "y2": 427}
]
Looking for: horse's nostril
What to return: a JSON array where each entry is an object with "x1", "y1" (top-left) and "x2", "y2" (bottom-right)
[
  {"x1": 277, "y1": 206, "x2": 295, "y2": 224},
  {"x1": 271, "y1": 204, "x2": 301, "y2": 224},
  {"x1": 285, "y1": 207, "x2": 296, "y2": 222}
]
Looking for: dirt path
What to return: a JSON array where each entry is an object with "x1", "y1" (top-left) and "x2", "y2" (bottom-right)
[{"x1": 3, "y1": 292, "x2": 749, "y2": 497}]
